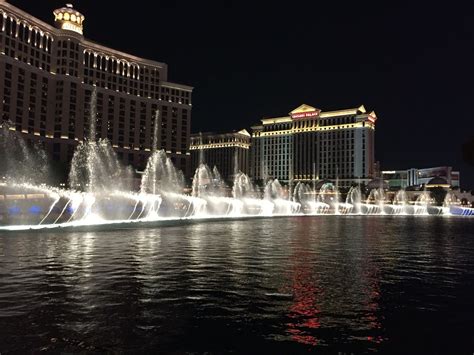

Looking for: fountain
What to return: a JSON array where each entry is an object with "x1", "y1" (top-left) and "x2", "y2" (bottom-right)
[
  {"x1": 392, "y1": 189, "x2": 409, "y2": 215},
  {"x1": 414, "y1": 189, "x2": 431, "y2": 215},
  {"x1": 0, "y1": 121, "x2": 50, "y2": 185},
  {"x1": 1, "y1": 97, "x2": 473, "y2": 231},
  {"x1": 365, "y1": 188, "x2": 386, "y2": 215},
  {"x1": 317, "y1": 182, "x2": 337, "y2": 214},
  {"x1": 346, "y1": 185, "x2": 362, "y2": 214},
  {"x1": 263, "y1": 179, "x2": 300, "y2": 215}
]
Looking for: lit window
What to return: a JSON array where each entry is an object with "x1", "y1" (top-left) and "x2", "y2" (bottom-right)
[{"x1": 64, "y1": 13, "x2": 70, "y2": 21}]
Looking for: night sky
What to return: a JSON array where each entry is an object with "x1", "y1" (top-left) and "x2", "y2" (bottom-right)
[{"x1": 8, "y1": 0, "x2": 474, "y2": 189}]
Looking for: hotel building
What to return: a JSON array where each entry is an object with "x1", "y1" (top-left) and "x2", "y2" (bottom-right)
[
  {"x1": 250, "y1": 104, "x2": 377, "y2": 188},
  {"x1": 0, "y1": 1, "x2": 193, "y2": 175},
  {"x1": 190, "y1": 130, "x2": 251, "y2": 182},
  {"x1": 382, "y1": 166, "x2": 460, "y2": 189}
]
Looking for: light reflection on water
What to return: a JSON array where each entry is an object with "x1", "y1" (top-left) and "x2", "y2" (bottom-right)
[{"x1": 0, "y1": 216, "x2": 473, "y2": 353}]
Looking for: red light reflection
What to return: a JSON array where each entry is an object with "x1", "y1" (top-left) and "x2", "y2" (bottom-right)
[{"x1": 283, "y1": 228, "x2": 321, "y2": 347}]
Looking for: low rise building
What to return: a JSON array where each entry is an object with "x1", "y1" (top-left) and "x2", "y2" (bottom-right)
[
  {"x1": 190, "y1": 129, "x2": 251, "y2": 182},
  {"x1": 381, "y1": 166, "x2": 460, "y2": 189}
]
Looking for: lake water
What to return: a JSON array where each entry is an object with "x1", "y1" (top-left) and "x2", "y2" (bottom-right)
[{"x1": 0, "y1": 216, "x2": 473, "y2": 353}]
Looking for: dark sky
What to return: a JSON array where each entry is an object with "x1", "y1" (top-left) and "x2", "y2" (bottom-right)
[{"x1": 9, "y1": 0, "x2": 474, "y2": 189}]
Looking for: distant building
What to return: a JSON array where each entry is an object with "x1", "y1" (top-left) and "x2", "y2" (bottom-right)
[
  {"x1": 250, "y1": 104, "x2": 377, "y2": 188},
  {"x1": 381, "y1": 166, "x2": 460, "y2": 189},
  {"x1": 190, "y1": 129, "x2": 251, "y2": 182},
  {"x1": 380, "y1": 170, "x2": 409, "y2": 189},
  {"x1": 0, "y1": 2, "x2": 192, "y2": 176}
]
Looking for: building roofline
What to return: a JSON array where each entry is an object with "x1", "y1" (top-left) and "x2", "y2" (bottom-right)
[
  {"x1": 0, "y1": 2, "x2": 169, "y2": 69},
  {"x1": 161, "y1": 81, "x2": 194, "y2": 91},
  {"x1": 190, "y1": 129, "x2": 249, "y2": 137},
  {"x1": 258, "y1": 105, "x2": 370, "y2": 124}
]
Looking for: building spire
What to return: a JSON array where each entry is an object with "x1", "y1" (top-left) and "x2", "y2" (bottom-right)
[{"x1": 53, "y1": 4, "x2": 85, "y2": 35}]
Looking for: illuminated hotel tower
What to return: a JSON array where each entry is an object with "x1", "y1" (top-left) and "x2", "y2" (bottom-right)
[
  {"x1": 189, "y1": 129, "x2": 251, "y2": 182},
  {"x1": 0, "y1": 2, "x2": 193, "y2": 176},
  {"x1": 250, "y1": 104, "x2": 377, "y2": 188}
]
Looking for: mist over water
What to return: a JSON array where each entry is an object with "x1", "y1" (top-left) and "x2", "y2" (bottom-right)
[{"x1": 0, "y1": 122, "x2": 50, "y2": 185}]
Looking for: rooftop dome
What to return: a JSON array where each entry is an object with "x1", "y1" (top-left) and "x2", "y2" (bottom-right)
[
  {"x1": 53, "y1": 4, "x2": 85, "y2": 35},
  {"x1": 426, "y1": 177, "x2": 449, "y2": 188}
]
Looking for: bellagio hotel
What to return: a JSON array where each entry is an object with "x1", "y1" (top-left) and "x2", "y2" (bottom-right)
[{"x1": 0, "y1": 1, "x2": 193, "y2": 175}]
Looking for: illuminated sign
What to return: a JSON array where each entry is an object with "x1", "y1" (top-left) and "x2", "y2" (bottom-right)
[{"x1": 291, "y1": 111, "x2": 319, "y2": 119}]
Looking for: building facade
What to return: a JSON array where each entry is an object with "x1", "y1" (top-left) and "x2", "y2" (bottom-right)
[
  {"x1": 382, "y1": 166, "x2": 460, "y2": 189},
  {"x1": 190, "y1": 130, "x2": 251, "y2": 182},
  {"x1": 0, "y1": 1, "x2": 192, "y2": 176},
  {"x1": 250, "y1": 104, "x2": 377, "y2": 188}
]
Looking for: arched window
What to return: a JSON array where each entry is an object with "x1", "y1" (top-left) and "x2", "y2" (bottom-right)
[
  {"x1": 42, "y1": 34, "x2": 47, "y2": 49},
  {"x1": 27, "y1": 26, "x2": 32, "y2": 43},
  {"x1": 11, "y1": 18, "x2": 17, "y2": 37},
  {"x1": 6, "y1": 17, "x2": 11, "y2": 36},
  {"x1": 25, "y1": 25, "x2": 31, "y2": 43},
  {"x1": 18, "y1": 22, "x2": 24, "y2": 41}
]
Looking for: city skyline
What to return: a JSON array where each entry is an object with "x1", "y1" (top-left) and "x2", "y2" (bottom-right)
[
  {"x1": 1, "y1": 3, "x2": 474, "y2": 353},
  {"x1": 6, "y1": 0, "x2": 474, "y2": 189}
]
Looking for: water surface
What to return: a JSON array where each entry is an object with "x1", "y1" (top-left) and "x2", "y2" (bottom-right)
[{"x1": 0, "y1": 216, "x2": 473, "y2": 353}]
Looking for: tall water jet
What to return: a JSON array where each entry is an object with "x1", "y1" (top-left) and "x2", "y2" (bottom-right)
[
  {"x1": 141, "y1": 111, "x2": 184, "y2": 195},
  {"x1": 317, "y1": 182, "x2": 337, "y2": 214},
  {"x1": 393, "y1": 189, "x2": 408, "y2": 215},
  {"x1": 198, "y1": 132, "x2": 205, "y2": 166},
  {"x1": 366, "y1": 188, "x2": 386, "y2": 214},
  {"x1": 141, "y1": 149, "x2": 184, "y2": 194},
  {"x1": 443, "y1": 191, "x2": 458, "y2": 207},
  {"x1": 293, "y1": 182, "x2": 317, "y2": 213},
  {"x1": 232, "y1": 172, "x2": 253, "y2": 199},
  {"x1": 346, "y1": 185, "x2": 362, "y2": 214},
  {"x1": 141, "y1": 111, "x2": 178, "y2": 191},
  {"x1": 440, "y1": 191, "x2": 458, "y2": 215},
  {"x1": 292, "y1": 181, "x2": 307, "y2": 203},
  {"x1": 138, "y1": 111, "x2": 188, "y2": 218},
  {"x1": 334, "y1": 175, "x2": 341, "y2": 214},
  {"x1": 264, "y1": 179, "x2": 300, "y2": 215},
  {"x1": 414, "y1": 189, "x2": 431, "y2": 215},
  {"x1": 192, "y1": 164, "x2": 225, "y2": 198},
  {"x1": 264, "y1": 179, "x2": 285, "y2": 200},
  {"x1": 152, "y1": 109, "x2": 159, "y2": 153},
  {"x1": 67, "y1": 88, "x2": 134, "y2": 222}
]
